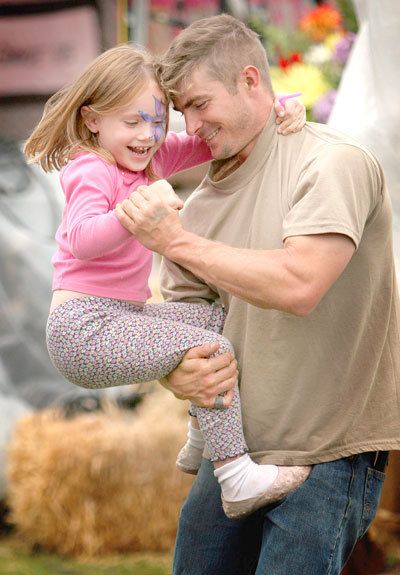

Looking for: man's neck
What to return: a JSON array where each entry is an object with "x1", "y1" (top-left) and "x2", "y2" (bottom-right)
[
  {"x1": 213, "y1": 157, "x2": 243, "y2": 181},
  {"x1": 212, "y1": 100, "x2": 272, "y2": 182}
]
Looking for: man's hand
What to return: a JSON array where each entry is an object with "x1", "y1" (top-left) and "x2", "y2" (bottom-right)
[
  {"x1": 135, "y1": 179, "x2": 184, "y2": 210},
  {"x1": 115, "y1": 179, "x2": 184, "y2": 254},
  {"x1": 161, "y1": 342, "x2": 238, "y2": 408}
]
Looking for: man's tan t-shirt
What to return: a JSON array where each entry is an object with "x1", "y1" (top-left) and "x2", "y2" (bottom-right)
[{"x1": 161, "y1": 111, "x2": 400, "y2": 465}]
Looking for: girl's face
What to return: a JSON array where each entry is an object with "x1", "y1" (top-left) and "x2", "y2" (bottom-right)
[{"x1": 83, "y1": 80, "x2": 167, "y2": 172}]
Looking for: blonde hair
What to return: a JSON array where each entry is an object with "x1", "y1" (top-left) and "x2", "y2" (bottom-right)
[
  {"x1": 159, "y1": 14, "x2": 274, "y2": 98},
  {"x1": 25, "y1": 43, "x2": 168, "y2": 175}
]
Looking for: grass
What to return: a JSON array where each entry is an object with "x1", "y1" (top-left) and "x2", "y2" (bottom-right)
[
  {"x1": 0, "y1": 535, "x2": 172, "y2": 575},
  {"x1": 2, "y1": 532, "x2": 400, "y2": 575}
]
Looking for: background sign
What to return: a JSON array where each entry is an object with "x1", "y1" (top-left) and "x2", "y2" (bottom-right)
[{"x1": 0, "y1": 2, "x2": 101, "y2": 97}]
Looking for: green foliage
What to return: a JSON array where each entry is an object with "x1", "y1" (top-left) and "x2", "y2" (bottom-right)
[
  {"x1": 335, "y1": 0, "x2": 359, "y2": 33},
  {"x1": 319, "y1": 60, "x2": 342, "y2": 87},
  {"x1": 0, "y1": 537, "x2": 171, "y2": 575},
  {"x1": 248, "y1": 15, "x2": 311, "y2": 63}
]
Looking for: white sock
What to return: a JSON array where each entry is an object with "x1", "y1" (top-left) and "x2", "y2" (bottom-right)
[
  {"x1": 214, "y1": 454, "x2": 279, "y2": 502},
  {"x1": 186, "y1": 420, "x2": 205, "y2": 450}
]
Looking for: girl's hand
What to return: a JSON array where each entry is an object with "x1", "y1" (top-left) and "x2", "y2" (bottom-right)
[
  {"x1": 135, "y1": 180, "x2": 183, "y2": 210},
  {"x1": 274, "y1": 94, "x2": 306, "y2": 135}
]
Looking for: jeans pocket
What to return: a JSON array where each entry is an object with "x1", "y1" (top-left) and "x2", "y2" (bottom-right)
[{"x1": 359, "y1": 467, "x2": 386, "y2": 538}]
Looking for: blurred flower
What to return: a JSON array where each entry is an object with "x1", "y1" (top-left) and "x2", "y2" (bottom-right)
[
  {"x1": 250, "y1": 0, "x2": 358, "y2": 123},
  {"x1": 333, "y1": 31, "x2": 356, "y2": 64},
  {"x1": 312, "y1": 89, "x2": 338, "y2": 123},
  {"x1": 278, "y1": 52, "x2": 302, "y2": 69},
  {"x1": 324, "y1": 31, "x2": 344, "y2": 51},
  {"x1": 304, "y1": 43, "x2": 332, "y2": 66},
  {"x1": 300, "y1": 3, "x2": 342, "y2": 42},
  {"x1": 271, "y1": 63, "x2": 331, "y2": 109}
]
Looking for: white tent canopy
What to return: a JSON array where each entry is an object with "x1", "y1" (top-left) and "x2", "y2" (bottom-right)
[{"x1": 329, "y1": 0, "x2": 400, "y2": 266}]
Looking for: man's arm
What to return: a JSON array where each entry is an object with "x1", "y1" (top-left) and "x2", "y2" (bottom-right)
[
  {"x1": 165, "y1": 231, "x2": 354, "y2": 316},
  {"x1": 115, "y1": 187, "x2": 355, "y2": 316}
]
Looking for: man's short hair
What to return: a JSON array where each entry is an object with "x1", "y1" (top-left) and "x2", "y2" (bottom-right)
[{"x1": 159, "y1": 14, "x2": 273, "y2": 97}]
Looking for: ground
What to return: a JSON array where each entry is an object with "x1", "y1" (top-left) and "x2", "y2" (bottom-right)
[{"x1": 0, "y1": 534, "x2": 171, "y2": 575}]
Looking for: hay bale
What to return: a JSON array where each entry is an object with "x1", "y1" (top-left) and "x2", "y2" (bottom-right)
[
  {"x1": 370, "y1": 508, "x2": 400, "y2": 557},
  {"x1": 6, "y1": 388, "x2": 193, "y2": 557}
]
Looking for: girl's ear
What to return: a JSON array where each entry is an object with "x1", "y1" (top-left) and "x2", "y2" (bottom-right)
[{"x1": 81, "y1": 106, "x2": 100, "y2": 133}]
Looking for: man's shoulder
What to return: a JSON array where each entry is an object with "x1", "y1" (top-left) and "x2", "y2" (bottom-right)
[
  {"x1": 298, "y1": 122, "x2": 383, "y2": 175},
  {"x1": 304, "y1": 123, "x2": 377, "y2": 159}
]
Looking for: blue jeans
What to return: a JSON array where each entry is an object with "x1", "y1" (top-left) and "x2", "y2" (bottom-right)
[{"x1": 173, "y1": 452, "x2": 388, "y2": 575}]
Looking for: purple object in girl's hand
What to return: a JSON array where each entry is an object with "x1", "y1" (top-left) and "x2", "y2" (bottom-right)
[{"x1": 278, "y1": 92, "x2": 302, "y2": 105}]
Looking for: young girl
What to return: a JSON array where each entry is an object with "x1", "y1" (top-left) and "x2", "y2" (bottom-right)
[{"x1": 25, "y1": 43, "x2": 310, "y2": 519}]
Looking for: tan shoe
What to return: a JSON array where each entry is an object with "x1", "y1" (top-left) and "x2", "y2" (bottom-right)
[
  {"x1": 175, "y1": 442, "x2": 203, "y2": 475},
  {"x1": 222, "y1": 465, "x2": 312, "y2": 520}
]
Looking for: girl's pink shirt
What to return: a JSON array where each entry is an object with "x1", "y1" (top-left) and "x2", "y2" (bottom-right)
[{"x1": 52, "y1": 131, "x2": 211, "y2": 301}]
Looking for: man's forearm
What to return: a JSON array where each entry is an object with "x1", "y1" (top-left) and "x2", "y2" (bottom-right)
[{"x1": 164, "y1": 229, "x2": 305, "y2": 314}]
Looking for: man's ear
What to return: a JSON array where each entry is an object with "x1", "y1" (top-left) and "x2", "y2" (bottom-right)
[
  {"x1": 80, "y1": 106, "x2": 100, "y2": 133},
  {"x1": 240, "y1": 66, "x2": 261, "y2": 91}
]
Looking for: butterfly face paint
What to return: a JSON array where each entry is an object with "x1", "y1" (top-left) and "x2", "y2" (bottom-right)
[{"x1": 139, "y1": 96, "x2": 167, "y2": 142}]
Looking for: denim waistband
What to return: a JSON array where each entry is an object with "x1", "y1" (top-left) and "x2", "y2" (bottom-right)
[{"x1": 363, "y1": 451, "x2": 389, "y2": 472}]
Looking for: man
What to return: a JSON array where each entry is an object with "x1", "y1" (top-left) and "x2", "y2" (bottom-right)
[{"x1": 116, "y1": 14, "x2": 400, "y2": 575}]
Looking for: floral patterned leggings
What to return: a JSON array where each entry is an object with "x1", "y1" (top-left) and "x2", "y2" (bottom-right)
[{"x1": 46, "y1": 297, "x2": 248, "y2": 461}]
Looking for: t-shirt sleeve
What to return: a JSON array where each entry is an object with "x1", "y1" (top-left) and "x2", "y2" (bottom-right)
[
  {"x1": 153, "y1": 131, "x2": 211, "y2": 179},
  {"x1": 61, "y1": 155, "x2": 132, "y2": 260},
  {"x1": 282, "y1": 144, "x2": 382, "y2": 248},
  {"x1": 160, "y1": 257, "x2": 219, "y2": 304}
]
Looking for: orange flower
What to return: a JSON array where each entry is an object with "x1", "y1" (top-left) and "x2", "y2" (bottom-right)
[{"x1": 300, "y1": 3, "x2": 342, "y2": 42}]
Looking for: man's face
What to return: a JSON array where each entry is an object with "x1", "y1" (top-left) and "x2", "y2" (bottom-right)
[{"x1": 173, "y1": 67, "x2": 262, "y2": 162}]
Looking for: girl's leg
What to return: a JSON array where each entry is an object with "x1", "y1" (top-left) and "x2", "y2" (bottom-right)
[
  {"x1": 141, "y1": 300, "x2": 226, "y2": 333},
  {"x1": 142, "y1": 301, "x2": 227, "y2": 472},
  {"x1": 47, "y1": 298, "x2": 225, "y2": 470},
  {"x1": 47, "y1": 298, "x2": 227, "y2": 389}
]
